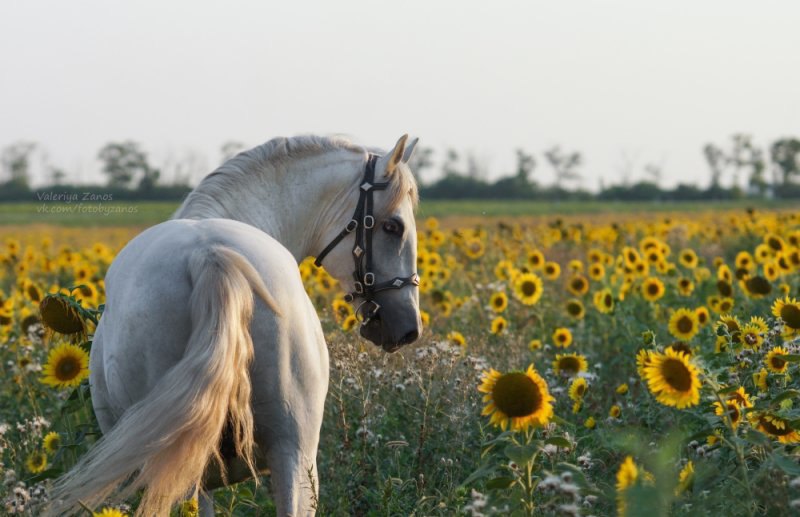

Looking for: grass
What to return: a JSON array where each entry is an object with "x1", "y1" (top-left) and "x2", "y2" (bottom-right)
[{"x1": 0, "y1": 199, "x2": 795, "y2": 227}]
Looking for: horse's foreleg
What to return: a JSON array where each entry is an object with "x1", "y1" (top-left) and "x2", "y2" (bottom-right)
[{"x1": 266, "y1": 446, "x2": 319, "y2": 517}]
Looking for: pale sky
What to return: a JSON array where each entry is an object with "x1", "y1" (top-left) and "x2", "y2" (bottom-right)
[{"x1": 1, "y1": 0, "x2": 798, "y2": 189}]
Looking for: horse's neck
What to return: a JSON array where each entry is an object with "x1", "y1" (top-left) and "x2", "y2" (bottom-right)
[{"x1": 175, "y1": 154, "x2": 360, "y2": 263}]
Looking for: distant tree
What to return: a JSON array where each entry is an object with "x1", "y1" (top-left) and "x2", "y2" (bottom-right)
[
  {"x1": 442, "y1": 148, "x2": 461, "y2": 177},
  {"x1": 1, "y1": 142, "x2": 36, "y2": 188},
  {"x1": 703, "y1": 143, "x2": 726, "y2": 189},
  {"x1": 406, "y1": 145, "x2": 433, "y2": 184},
  {"x1": 98, "y1": 141, "x2": 155, "y2": 189},
  {"x1": 49, "y1": 167, "x2": 67, "y2": 185},
  {"x1": 220, "y1": 141, "x2": 246, "y2": 164},
  {"x1": 770, "y1": 138, "x2": 800, "y2": 186},
  {"x1": 514, "y1": 149, "x2": 536, "y2": 184},
  {"x1": 544, "y1": 146, "x2": 582, "y2": 188}
]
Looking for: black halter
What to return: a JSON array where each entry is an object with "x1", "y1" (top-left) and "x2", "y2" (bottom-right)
[{"x1": 314, "y1": 154, "x2": 420, "y2": 321}]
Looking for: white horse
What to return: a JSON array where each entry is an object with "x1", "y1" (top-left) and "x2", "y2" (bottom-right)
[{"x1": 46, "y1": 135, "x2": 422, "y2": 516}]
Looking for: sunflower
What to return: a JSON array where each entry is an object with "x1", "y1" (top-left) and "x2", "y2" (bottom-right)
[
  {"x1": 713, "y1": 400, "x2": 742, "y2": 429},
  {"x1": 717, "y1": 264, "x2": 733, "y2": 283},
  {"x1": 740, "y1": 275, "x2": 771, "y2": 298},
  {"x1": 26, "y1": 450, "x2": 48, "y2": 474},
  {"x1": 464, "y1": 237, "x2": 485, "y2": 259},
  {"x1": 512, "y1": 273, "x2": 543, "y2": 306},
  {"x1": 609, "y1": 405, "x2": 621, "y2": 418},
  {"x1": 552, "y1": 327, "x2": 573, "y2": 348},
  {"x1": 527, "y1": 250, "x2": 545, "y2": 269},
  {"x1": 717, "y1": 297, "x2": 734, "y2": 313},
  {"x1": 43, "y1": 431, "x2": 61, "y2": 454},
  {"x1": 39, "y1": 294, "x2": 85, "y2": 338},
  {"x1": 41, "y1": 343, "x2": 90, "y2": 389},
  {"x1": 740, "y1": 323, "x2": 764, "y2": 350},
  {"x1": 564, "y1": 298, "x2": 585, "y2": 319},
  {"x1": 584, "y1": 416, "x2": 596, "y2": 429},
  {"x1": 636, "y1": 349, "x2": 653, "y2": 378},
  {"x1": 677, "y1": 277, "x2": 694, "y2": 296},
  {"x1": 622, "y1": 247, "x2": 642, "y2": 269},
  {"x1": 93, "y1": 508, "x2": 128, "y2": 517},
  {"x1": 569, "y1": 377, "x2": 588, "y2": 401},
  {"x1": 446, "y1": 331, "x2": 466, "y2": 348},
  {"x1": 679, "y1": 249, "x2": 698, "y2": 269},
  {"x1": 341, "y1": 314, "x2": 358, "y2": 331},
  {"x1": 543, "y1": 261, "x2": 561, "y2": 280},
  {"x1": 668, "y1": 308, "x2": 700, "y2": 341},
  {"x1": 528, "y1": 338, "x2": 543, "y2": 351},
  {"x1": 753, "y1": 367, "x2": 768, "y2": 391},
  {"x1": 489, "y1": 291, "x2": 508, "y2": 313},
  {"x1": 553, "y1": 352, "x2": 588, "y2": 376},
  {"x1": 478, "y1": 365, "x2": 555, "y2": 431},
  {"x1": 765, "y1": 346, "x2": 789, "y2": 374},
  {"x1": 643, "y1": 348, "x2": 702, "y2": 409},
  {"x1": 666, "y1": 341, "x2": 692, "y2": 357},
  {"x1": 566, "y1": 275, "x2": 589, "y2": 297},
  {"x1": 641, "y1": 277, "x2": 665, "y2": 302},
  {"x1": 617, "y1": 383, "x2": 629, "y2": 395},
  {"x1": 593, "y1": 288, "x2": 615, "y2": 314},
  {"x1": 588, "y1": 263, "x2": 605, "y2": 281},
  {"x1": 695, "y1": 307, "x2": 710, "y2": 326},
  {"x1": 490, "y1": 316, "x2": 508, "y2": 335},
  {"x1": 676, "y1": 461, "x2": 695, "y2": 494},
  {"x1": 331, "y1": 299, "x2": 353, "y2": 323},
  {"x1": 717, "y1": 314, "x2": 742, "y2": 344},
  {"x1": 735, "y1": 251, "x2": 755, "y2": 271},
  {"x1": 494, "y1": 260, "x2": 514, "y2": 281},
  {"x1": 750, "y1": 413, "x2": 800, "y2": 444},
  {"x1": 616, "y1": 456, "x2": 639, "y2": 515},
  {"x1": 772, "y1": 296, "x2": 800, "y2": 330},
  {"x1": 764, "y1": 261, "x2": 780, "y2": 282}
]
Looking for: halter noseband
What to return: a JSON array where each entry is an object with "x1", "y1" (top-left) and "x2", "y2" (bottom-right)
[{"x1": 313, "y1": 154, "x2": 420, "y2": 322}]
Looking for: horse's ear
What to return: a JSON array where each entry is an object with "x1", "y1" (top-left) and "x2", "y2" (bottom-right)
[
  {"x1": 384, "y1": 134, "x2": 409, "y2": 174},
  {"x1": 402, "y1": 137, "x2": 419, "y2": 164}
]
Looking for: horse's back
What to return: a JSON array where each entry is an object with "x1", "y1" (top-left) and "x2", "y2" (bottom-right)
[{"x1": 91, "y1": 218, "x2": 314, "y2": 429}]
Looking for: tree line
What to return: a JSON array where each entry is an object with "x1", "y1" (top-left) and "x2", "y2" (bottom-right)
[{"x1": 1, "y1": 135, "x2": 799, "y2": 202}]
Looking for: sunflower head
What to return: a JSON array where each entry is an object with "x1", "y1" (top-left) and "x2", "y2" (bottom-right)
[
  {"x1": 750, "y1": 413, "x2": 800, "y2": 444},
  {"x1": 772, "y1": 296, "x2": 800, "y2": 330},
  {"x1": 765, "y1": 346, "x2": 789, "y2": 374},
  {"x1": 514, "y1": 273, "x2": 544, "y2": 306},
  {"x1": 553, "y1": 353, "x2": 588, "y2": 376},
  {"x1": 668, "y1": 308, "x2": 700, "y2": 341},
  {"x1": 39, "y1": 294, "x2": 86, "y2": 338},
  {"x1": 643, "y1": 348, "x2": 702, "y2": 409},
  {"x1": 26, "y1": 450, "x2": 48, "y2": 474},
  {"x1": 479, "y1": 365, "x2": 555, "y2": 432},
  {"x1": 41, "y1": 343, "x2": 90, "y2": 389}
]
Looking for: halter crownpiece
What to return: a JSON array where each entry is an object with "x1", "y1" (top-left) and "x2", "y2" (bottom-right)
[{"x1": 314, "y1": 154, "x2": 420, "y2": 323}]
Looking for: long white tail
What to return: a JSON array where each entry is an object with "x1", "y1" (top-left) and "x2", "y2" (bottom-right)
[{"x1": 46, "y1": 245, "x2": 279, "y2": 516}]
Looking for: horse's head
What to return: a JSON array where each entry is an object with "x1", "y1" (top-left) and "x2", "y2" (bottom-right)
[{"x1": 316, "y1": 135, "x2": 421, "y2": 352}]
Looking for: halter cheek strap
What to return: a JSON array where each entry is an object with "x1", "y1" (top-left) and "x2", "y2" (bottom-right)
[{"x1": 314, "y1": 154, "x2": 420, "y2": 321}]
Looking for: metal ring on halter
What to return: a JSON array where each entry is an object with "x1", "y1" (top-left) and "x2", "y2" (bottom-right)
[
  {"x1": 364, "y1": 272, "x2": 375, "y2": 286},
  {"x1": 363, "y1": 215, "x2": 375, "y2": 229},
  {"x1": 355, "y1": 300, "x2": 381, "y2": 323}
]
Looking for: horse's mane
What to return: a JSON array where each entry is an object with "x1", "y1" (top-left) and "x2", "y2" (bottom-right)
[{"x1": 180, "y1": 135, "x2": 417, "y2": 219}]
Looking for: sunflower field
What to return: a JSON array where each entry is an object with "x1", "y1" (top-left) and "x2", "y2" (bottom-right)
[{"x1": 1, "y1": 208, "x2": 800, "y2": 516}]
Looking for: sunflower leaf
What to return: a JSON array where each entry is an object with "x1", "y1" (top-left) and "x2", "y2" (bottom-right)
[
  {"x1": 770, "y1": 452, "x2": 800, "y2": 476},
  {"x1": 485, "y1": 476, "x2": 515, "y2": 490},
  {"x1": 545, "y1": 436, "x2": 572, "y2": 449},
  {"x1": 770, "y1": 390, "x2": 800, "y2": 407},
  {"x1": 504, "y1": 443, "x2": 539, "y2": 466}
]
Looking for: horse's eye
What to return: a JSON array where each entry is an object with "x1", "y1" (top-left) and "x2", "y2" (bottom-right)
[{"x1": 383, "y1": 219, "x2": 402, "y2": 235}]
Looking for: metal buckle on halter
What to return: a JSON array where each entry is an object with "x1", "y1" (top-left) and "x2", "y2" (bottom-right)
[
  {"x1": 364, "y1": 272, "x2": 375, "y2": 286},
  {"x1": 344, "y1": 293, "x2": 354, "y2": 303},
  {"x1": 354, "y1": 281, "x2": 364, "y2": 294},
  {"x1": 356, "y1": 300, "x2": 381, "y2": 323},
  {"x1": 363, "y1": 215, "x2": 375, "y2": 229},
  {"x1": 345, "y1": 219, "x2": 358, "y2": 232}
]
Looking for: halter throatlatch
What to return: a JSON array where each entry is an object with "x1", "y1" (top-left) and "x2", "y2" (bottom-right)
[{"x1": 314, "y1": 154, "x2": 420, "y2": 322}]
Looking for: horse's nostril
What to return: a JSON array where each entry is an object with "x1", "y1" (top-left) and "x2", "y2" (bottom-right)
[{"x1": 400, "y1": 329, "x2": 419, "y2": 345}]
